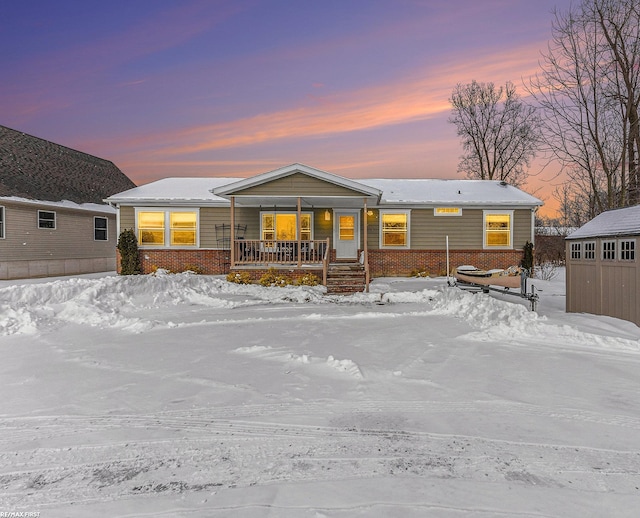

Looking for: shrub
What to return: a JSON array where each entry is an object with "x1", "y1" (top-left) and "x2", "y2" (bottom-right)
[
  {"x1": 411, "y1": 268, "x2": 430, "y2": 278},
  {"x1": 226, "y1": 271, "x2": 253, "y2": 284},
  {"x1": 117, "y1": 229, "x2": 141, "y2": 275},
  {"x1": 259, "y1": 268, "x2": 292, "y2": 287},
  {"x1": 296, "y1": 273, "x2": 320, "y2": 286},
  {"x1": 182, "y1": 264, "x2": 205, "y2": 274},
  {"x1": 521, "y1": 241, "x2": 534, "y2": 273}
]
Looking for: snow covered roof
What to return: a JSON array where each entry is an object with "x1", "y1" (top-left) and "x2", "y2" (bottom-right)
[
  {"x1": 567, "y1": 205, "x2": 640, "y2": 239},
  {"x1": 362, "y1": 179, "x2": 542, "y2": 207},
  {"x1": 105, "y1": 178, "x2": 237, "y2": 206},
  {"x1": 0, "y1": 195, "x2": 116, "y2": 214},
  {"x1": 106, "y1": 174, "x2": 542, "y2": 208}
]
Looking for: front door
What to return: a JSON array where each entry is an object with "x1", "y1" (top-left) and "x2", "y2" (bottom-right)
[{"x1": 334, "y1": 210, "x2": 360, "y2": 259}]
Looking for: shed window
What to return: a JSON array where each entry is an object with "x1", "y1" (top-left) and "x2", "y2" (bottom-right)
[
  {"x1": 570, "y1": 242, "x2": 581, "y2": 260},
  {"x1": 38, "y1": 210, "x2": 56, "y2": 229},
  {"x1": 483, "y1": 211, "x2": 513, "y2": 248},
  {"x1": 602, "y1": 240, "x2": 616, "y2": 261},
  {"x1": 620, "y1": 239, "x2": 635, "y2": 261},
  {"x1": 584, "y1": 241, "x2": 596, "y2": 260},
  {"x1": 0, "y1": 206, "x2": 4, "y2": 239},
  {"x1": 94, "y1": 216, "x2": 108, "y2": 241}
]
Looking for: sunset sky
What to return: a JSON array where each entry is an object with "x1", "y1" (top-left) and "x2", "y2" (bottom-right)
[{"x1": 1, "y1": 0, "x2": 574, "y2": 216}]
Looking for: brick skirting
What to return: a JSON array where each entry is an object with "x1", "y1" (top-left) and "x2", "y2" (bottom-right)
[
  {"x1": 367, "y1": 249, "x2": 525, "y2": 277},
  {"x1": 116, "y1": 249, "x2": 231, "y2": 275},
  {"x1": 116, "y1": 248, "x2": 525, "y2": 278}
]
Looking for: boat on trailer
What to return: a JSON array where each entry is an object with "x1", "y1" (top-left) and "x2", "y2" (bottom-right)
[
  {"x1": 454, "y1": 265, "x2": 522, "y2": 289},
  {"x1": 452, "y1": 265, "x2": 539, "y2": 311}
]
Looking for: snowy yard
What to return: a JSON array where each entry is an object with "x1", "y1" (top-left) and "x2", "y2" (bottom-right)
[{"x1": 1, "y1": 270, "x2": 639, "y2": 517}]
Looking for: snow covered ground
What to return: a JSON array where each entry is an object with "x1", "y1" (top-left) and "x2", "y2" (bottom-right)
[{"x1": 0, "y1": 270, "x2": 639, "y2": 517}]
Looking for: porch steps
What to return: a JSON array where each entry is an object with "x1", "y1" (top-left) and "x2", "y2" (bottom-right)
[{"x1": 325, "y1": 262, "x2": 366, "y2": 295}]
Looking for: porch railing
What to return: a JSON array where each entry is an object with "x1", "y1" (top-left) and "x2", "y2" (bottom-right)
[{"x1": 233, "y1": 238, "x2": 330, "y2": 268}]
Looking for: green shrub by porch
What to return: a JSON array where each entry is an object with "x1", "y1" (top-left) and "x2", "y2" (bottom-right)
[{"x1": 117, "y1": 229, "x2": 141, "y2": 275}]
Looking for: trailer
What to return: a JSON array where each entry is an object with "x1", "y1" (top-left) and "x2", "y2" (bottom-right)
[{"x1": 450, "y1": 266, "x2": 539, "y2": 311}]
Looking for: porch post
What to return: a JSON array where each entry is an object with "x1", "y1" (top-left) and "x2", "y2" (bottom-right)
[
  {"x1": 363, "y1": 198, "x2": 369, "y2": 292},
  {"x1": 230, "y1": 196, "x2": 235, "y2": 266},
  {"x1": 297, "y1": 196, "x2": 302, "y2": 268}
]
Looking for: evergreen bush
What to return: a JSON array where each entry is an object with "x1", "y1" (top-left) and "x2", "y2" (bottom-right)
[
  {"x1": 117, "y1": 229, "x2": 141, "y2": 275},
  {"x1": 521, "y1": 241, "x2": 534, "y2": 273}
]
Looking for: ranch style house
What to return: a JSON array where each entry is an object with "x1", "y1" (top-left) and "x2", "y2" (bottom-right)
[{"x1": 106, "y1": 163, "x2": 542, "y2": 293}]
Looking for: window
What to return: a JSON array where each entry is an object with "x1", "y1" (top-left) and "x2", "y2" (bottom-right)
[
  {"x1": 483, "y1": 211, "x2": 513, "y2": 248},
  {"x1": 570, "y1": 242, "x2": 581, "y2": 260},
  {"x1": 136, "y1": 209, "x2": 198, "y2": 247},
  {"x1": 94, "y1": 216, "x2": 108, "y2": 241},
  {"x1": 602, "y1": 240, "x2": 616, "y2": 260},
  {"x1": 620, "y1": 239, "x2": 635, "y2": 261},
  {"x1": 434, "y1": 207, "x2": 461, "y2": 216},
  {"x1": 339, "y1": 215, "x2": 355, "y2": 240},
  {"x1": 380, "y1": 211, "x2": 409, "y2": 248},
  {"x1": 260, "y1": 212, "x2": 312, "y2": 241},
  {"x1": 138, "y1": 211, "x2": 165, "y2": 245},
  {"x1": 584, "y1": 241, "x2": 596, "y2": 260},
  {"x1": 38, "y1": 210, "x2": 56, "y2": 229},
  {"x1": 0, "y1": 206, "x2": 4, "y2": 238},
  {"x1": 170, "y1": 212, "x2": 197, "y2": 245}
]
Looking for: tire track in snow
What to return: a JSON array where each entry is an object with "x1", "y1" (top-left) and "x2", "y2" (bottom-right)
[
  {"x1": 1, "y1": 401, "x2": 639, "y2": 509},
  {"x1": 2, "y1": 399, "x2": 640, "y2": 445}
]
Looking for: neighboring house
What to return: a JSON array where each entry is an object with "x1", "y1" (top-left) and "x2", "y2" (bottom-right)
[
  {"x1": 566, "y1": 205, "x2": 640, "y2": 327},
  {"x1": 106, "y1": 163, "x2": 542, "y2": 292},
  {"x1": 0, "y1": 125, "x2": 136, "y2": 280}
]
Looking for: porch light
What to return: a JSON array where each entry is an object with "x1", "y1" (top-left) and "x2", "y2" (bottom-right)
[{"x1": 324, "y1": 209, "x2": 331, "y2": 221}]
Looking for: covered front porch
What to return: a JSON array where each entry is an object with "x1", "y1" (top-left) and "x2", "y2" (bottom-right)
[{"x1": 211, "y1": 164, "x2": 382, "y2": 292}]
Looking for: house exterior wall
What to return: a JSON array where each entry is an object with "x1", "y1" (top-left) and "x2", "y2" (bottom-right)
[
  {"x1": 0, "y1": 200, "x2": 117, "y2": 279},
  {"x1": 119, "y1": 204, "x2": 533, "y2": 277},
  {"x1": 365, "y1": 208, "x2": 533, "y2": 250},
  {"x1": 566, "y1": 237, "x2": 640, "y2": 327}
]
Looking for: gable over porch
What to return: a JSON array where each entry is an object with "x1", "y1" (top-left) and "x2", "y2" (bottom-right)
[{"x1": 212, "y1": 164, "x2": 381, "y2": 289}]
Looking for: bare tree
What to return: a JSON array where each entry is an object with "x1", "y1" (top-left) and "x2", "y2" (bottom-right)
[
  {"x1": 448, "y1": 80, "x2": 540, "y2": 187},
  {"x1": 529, "y1": 0, "x2": 640, "y2": 215}
]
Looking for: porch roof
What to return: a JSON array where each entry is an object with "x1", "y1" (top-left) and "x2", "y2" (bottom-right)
[{"x1": 211, "y1": 163, "x2": 382, "y2": 202}]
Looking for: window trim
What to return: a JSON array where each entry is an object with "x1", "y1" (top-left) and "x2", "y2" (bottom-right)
[
  {"x1": 601, "y1": 239, "x2": 616, "y2": 261},
  {"x1": 38, "y1": 210, "x2": 56, "y2": 230},
  {"x1": 0, "y1": 205, "x2": 4, "y2": 239},
  {"x1": 379, "y1": 209, "x2": 411, "y2": 249},
  {"x1": 94, "y1": 216, "x2": 108, "y2": 241},
  {"x1": 135, "y1": 208, "x2": 200, "y2": 248},
  {"x1": 483, "y1": 210, "x2": 513, "y2": 249},
  {"x1": 434, "y1": 207, "x2": 462, "y2": 216},
  {"x1": 619, "y1": 238, "x2": 636, "y2": 262},
  {"x1": 570, "y1": 242, "x2": 582, "y2": 260},
  {"x1": 584, "y1": 241, "x2": 596, "y2": 260},
  {"x1": 259, "y1": 211, "x2": 314, "y2": 241}
]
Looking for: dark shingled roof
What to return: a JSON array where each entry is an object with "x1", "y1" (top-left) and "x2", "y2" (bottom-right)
[{"x1": 0, "y1": 125, "x2": 136, "y2": 205}]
